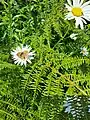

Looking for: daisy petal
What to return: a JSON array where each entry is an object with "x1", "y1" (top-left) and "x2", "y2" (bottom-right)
[
  {"x1": 79, "y1": 18, "x2": 84, "y2": 29},
  {"x1": 79, "y1": 0, "x2": 84, "y2": 6},
  {"x1": 67, "y1": 0, "x2": 72, "y2": 6},
  {"x1": 81, "y1": 1, "x2": 90, "y2": 8},
  {"x1": 65, "y1": 12, "x2": 74, "y2": 20},
  {"x1": 65, "y1": 4, "x2": 72, "y2": 11}
]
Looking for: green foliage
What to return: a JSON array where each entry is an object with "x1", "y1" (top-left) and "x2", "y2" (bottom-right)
[
  {"x1": 64, "y1": 96, "x2": 90, "y2": 120},
  {"x1": 0, "y1": 0, "x2": 90, "y2": 119}
]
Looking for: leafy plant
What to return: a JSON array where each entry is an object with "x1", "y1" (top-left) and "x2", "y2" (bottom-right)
[{"x1": 0, "y1": 0, "x2": 90, "y2": 120}]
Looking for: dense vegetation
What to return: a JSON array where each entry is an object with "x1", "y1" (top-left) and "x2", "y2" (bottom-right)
[{"x1": 0, "y1": 0, "x2": 90, "y2": 119}]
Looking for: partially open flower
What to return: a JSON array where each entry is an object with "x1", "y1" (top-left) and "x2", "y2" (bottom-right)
[
  {"x1": 11, "y1": 44, "x2": 35, "y2": 66},
  {"x1": 70, "y1": 33, "x2": 78, "y2": 40},
  {"x1": 80, "y1": 47, "x2": 88, "y2": 56}
]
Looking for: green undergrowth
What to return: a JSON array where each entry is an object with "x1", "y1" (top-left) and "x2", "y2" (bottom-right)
[{"x1": 0, "y1": 0, "x2": 90, "y2": 120}]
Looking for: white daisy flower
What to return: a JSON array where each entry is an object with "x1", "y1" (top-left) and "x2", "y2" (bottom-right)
[
  {"x1": 11, "y1": 44, "x2": 35, "y2": 66},
  {"x1": 70, "y1": 33, "x2": 78, "y2": 40},
  {"x1": 65, "y1": 0, "x2": 90, "y2": 29},
  {"x1": 80, "y1": 47, "x2": 88, "y2": 56}
]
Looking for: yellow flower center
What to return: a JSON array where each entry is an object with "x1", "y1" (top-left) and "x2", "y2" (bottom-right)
[
  {"x1": 72, "y1": 7, "x2": 83, "y2": 17},
  {"x1": 17, "y1": 50, "x2": 29, "y2": 59}
]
